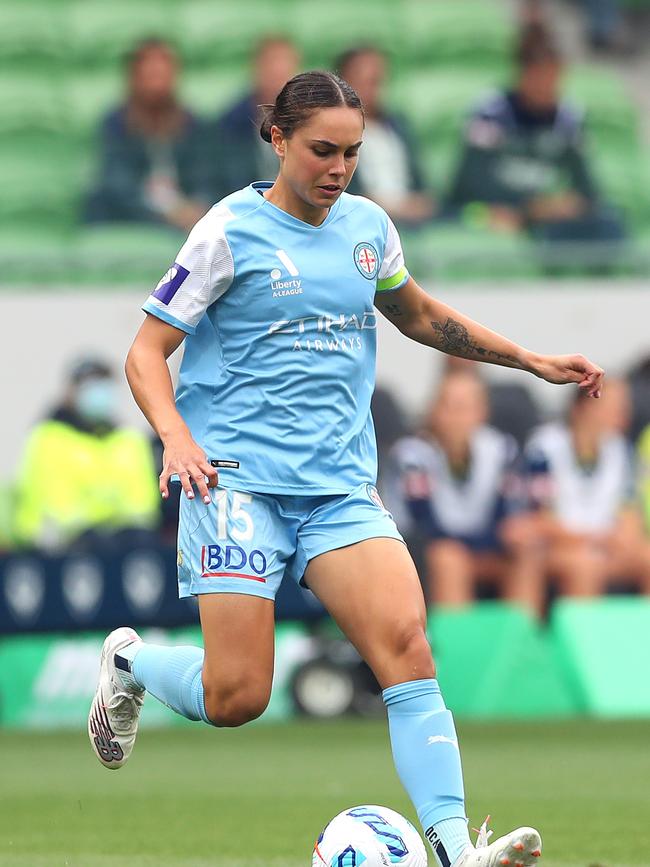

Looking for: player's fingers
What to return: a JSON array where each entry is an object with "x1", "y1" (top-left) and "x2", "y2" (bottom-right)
[
  {"x1": 178, "y1": 469, "x2": 195, "y2": 499},
  {"x1": 159, "y1": 468, "x2": 171, "y2": 500},
  {"x1": 189, "y1": 464, "x2": 212, "y2": 504},
  {"x1": 200, "y1": 461, "x2": 219, "y2": 489}
]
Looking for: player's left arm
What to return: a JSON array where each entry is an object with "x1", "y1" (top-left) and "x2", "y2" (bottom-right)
[{"x1": 375, "y1": 276, "x2": 604, "y2": 396}]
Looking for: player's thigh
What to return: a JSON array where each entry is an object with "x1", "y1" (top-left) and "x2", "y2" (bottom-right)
[
  {"x1": 305, "y1": 537, "x2": 433, "y2": 688},
  {"x1": 198, "y1": 592, "x2": 275, "y2": 701}
]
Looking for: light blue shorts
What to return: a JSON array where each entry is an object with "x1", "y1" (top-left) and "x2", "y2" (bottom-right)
[{"x1": 177, "y1": 483, "x2": 404, "y2": 600}]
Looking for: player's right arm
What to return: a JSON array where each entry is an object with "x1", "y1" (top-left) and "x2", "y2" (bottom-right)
[{"x1": 125, "y1": 314, "x2": 217, "y2": 504}]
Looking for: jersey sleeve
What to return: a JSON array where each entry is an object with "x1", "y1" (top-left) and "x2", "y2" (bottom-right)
[
  {"x1": 142, "y1": 204, "x2": 235, "y2": 334},
  {"x1": 376, "y1": 217, "x2": 409, "y2": 294}
]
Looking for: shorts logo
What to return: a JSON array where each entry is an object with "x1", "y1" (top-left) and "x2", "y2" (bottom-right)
[
  {"x1": 153, "y1": 262, "x2": 190, "y2": 305},
  {"x1": 354, "y1": 242, "x2": 379, "y2": 280},
  {"x1": 201, "y1": 545, "x2": 268, "y2": 582},
  {"x1": 366, "y1": 484, "x2": 385, "y2": 510}
]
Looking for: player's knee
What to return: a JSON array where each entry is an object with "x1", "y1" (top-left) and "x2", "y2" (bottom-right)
[
  {"x1": 203, "y1": 680, "x2": 270, "y2": 728},
  {"x1": 391, "y1": 623, "x2": 436, "y2": 679}
]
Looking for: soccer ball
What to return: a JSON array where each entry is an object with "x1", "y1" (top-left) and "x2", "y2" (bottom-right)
[{"x1": 312, "y1": 804, "x2": 427, "y2": 866}]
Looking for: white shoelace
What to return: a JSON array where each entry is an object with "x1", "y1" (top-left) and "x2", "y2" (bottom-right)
[
  {"x1": 106, "y1": 691, "x2": 142, "y2": 734},
  {"x1": 472, "y1": 816, "x2": 494, "y2": 849}
]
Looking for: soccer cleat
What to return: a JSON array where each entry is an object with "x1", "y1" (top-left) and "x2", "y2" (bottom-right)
[
  {"x1": 88, "y1": 626, "x2": 144, "y2": 770},
  {"x1": 453, "y1": 817, "x2": 542, "y2": 866}
]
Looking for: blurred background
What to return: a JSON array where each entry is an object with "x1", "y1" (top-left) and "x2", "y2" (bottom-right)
[{"x1": 2, "y1": 0, "x2": 650, "y2": 734}]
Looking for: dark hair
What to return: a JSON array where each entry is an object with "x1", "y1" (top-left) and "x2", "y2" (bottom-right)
[
  {"x1": 335, "y1": 44, "x2": 386, "y2": 79},
  {"x1": 126, "y1": 38, "x2": 177, "y2": 70},
  {"x1": 259, "y1": 70, "x2": 363, "y2": 143},
  {"x1": 515, "y1": 22, "x2": 562, "y2": 67}
]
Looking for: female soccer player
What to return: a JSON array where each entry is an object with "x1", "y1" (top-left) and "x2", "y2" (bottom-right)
[{"x1": 89, "y1": 71, "x2": 603, "y2": 867}]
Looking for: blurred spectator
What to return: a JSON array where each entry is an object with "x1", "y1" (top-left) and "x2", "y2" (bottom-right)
[
  {"x1": 13, "y1": 357, "x2": 160, "y2": 550},
  {"x1": 524, "y1": 379, "x2": 650, "y2": 597},
  {"x1": 84, "y1": 39, "x2": 212, "y2": 232},
  {"x1": 638, "y1": 424, "x2": 650, "y2": 536},
  {"x1": 446, "y1": 22, "x2": 625, "y2": 249},
  {"x1": 336, "y1": 45, "x2": 436, "y2": 226},
  {"x1": 385, "y1": 370, "x2": 542, "y2": 615},
  {"x1": 213, "y1": 36, "x2": 300, "y2": 197},
  {"x1": 626, "y1": 354, "x2": 650, "y2": 442}
]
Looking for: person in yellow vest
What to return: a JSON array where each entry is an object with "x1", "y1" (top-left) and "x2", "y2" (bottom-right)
[{"x1": 13, "y1": 357, "x2": 160, "y2": 549}]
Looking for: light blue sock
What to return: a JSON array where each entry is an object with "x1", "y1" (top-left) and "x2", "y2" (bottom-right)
[
  {"x1": 119, "y1": 644, "x2": 213, "y2": 725},
  {"x1": 383, "y1": 678, "x2": 470, "y2": 867}
]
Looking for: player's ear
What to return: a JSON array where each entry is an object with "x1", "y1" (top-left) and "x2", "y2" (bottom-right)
[{"x1": 269, "y1": 125, "x2": 286, "y2": 159}]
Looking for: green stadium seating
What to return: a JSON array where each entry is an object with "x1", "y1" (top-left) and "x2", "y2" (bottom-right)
[
  {"x1": 73, "y1": 224, "x2": 184, "y2": 285},
  {"x1": 68, "y1": 0, "x2": 181, "y2": 68},
  {"x1": 0, "y1": 138, "x2": 83, "y2": 227},
  {"x1": 284, "y1": 0, "x2": 403, "y2": 67},
  {"x1": 399, "y1": 0, "x2": 511, "y2": 67},
  {"x1": 63, "y1": 70, "x2": 123, "y2": 143},
  {"x1": 0, "y1": 228, "x2": 74, "y2": 285},
  {"x1": 0, "y1": 1, "x2": 65, "y2": 67},
  {"x1": 181, "y1": 66, "x2": 249, "y2": 117},
  {"x1": 403, "y1": 222, "x2": 542, "y2": 282},
  {"x1": 567, "y1": 65, "x2": 641, "y2": 147},
  {"x1": 0, "y1": 73, "x2": 68, "y2": 136},
  {"x1": 178, "y1": 0, "x2": 292, "y2": 67},
  {"x1": 388, "y1": 69, "x2": 503, "y2": 145},
  {"x1": 552, "y1": 598, "x2": 650, "y2": 717}
]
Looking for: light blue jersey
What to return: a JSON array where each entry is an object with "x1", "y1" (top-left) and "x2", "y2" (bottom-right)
[{"x1": 143, "y1": 182, "x2": 409, "y2": 495}]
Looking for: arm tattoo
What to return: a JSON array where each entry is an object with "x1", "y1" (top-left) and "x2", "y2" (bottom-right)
[
  {"x1": 384, "y1": 303, "x2": 403, "y2": 316},
  {"x1": 430, "y1": 317, "x2": 518, "y2": 365}
]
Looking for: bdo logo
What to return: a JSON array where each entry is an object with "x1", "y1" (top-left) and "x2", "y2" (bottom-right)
[{"x1": 201, "y1": 545, "x2": 267, "y2": 581}]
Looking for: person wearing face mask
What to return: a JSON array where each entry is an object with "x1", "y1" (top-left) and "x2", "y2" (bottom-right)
[{"x1": 12, "y1": 357, "x2": 160, "y2": 550}]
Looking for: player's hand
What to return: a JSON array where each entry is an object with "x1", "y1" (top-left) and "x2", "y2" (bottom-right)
[
  {"x1": 159, "y1": 428, "x2": 218, "y2": 504},
  {"x1": 531, "y1": 353, "x2": 604, "y2": 397}
]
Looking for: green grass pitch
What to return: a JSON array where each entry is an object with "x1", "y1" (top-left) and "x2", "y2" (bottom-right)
[{"x1": 0, "y1": 718, "x2": 648, "y2": 866}]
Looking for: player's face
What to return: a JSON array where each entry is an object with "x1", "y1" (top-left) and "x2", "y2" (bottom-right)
[{"x1": 276, "y1": 106, "x2": 364, "y2": 212}]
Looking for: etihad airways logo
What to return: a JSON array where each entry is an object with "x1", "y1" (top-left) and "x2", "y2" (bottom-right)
[
  {"x1": 268, "y1": 311, "x2": 377, "y2": 352},
  {"x1": 270, "y1": 249, "x2": 303, "y2": 298}
]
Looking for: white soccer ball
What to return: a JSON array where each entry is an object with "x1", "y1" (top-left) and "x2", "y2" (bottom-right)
[{"x1": 312, "y1": 804, "x2": 428, "y2": 867}]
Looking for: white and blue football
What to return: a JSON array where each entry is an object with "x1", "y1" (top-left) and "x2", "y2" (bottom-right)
[{"x1": 312, "y1": 804, "x2": 428, "y2": 867}]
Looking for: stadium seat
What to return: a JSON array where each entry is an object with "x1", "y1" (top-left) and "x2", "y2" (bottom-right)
[
  {"x1": 0, "y1": 138, "x2": 83, "y2": 227},
  {"x1": 388, "y1": 70, "x2": 503, "y2": 144},
  {"x1": 0, "y1": 0, "x2": 65, "y2": 67},
  {"x1": 178, "y1": 0, "x2": 293, "y2": 67},
  {"x1": 68, "y1": 0, "x2": 181, "y2": 68},
  {"x1": 73, "y1": 224, "x2": 184, "y2": 285},
  {"x1": 181, "y1": 66, "x2": 249, "y2": 117},
  {"x1": 400, "y1": 0, "x2": 512, "y2": 67},
  {"x1": 284, "y1": 0, "x2": 403, "y2": 67},
  {"x1": 402, "y1": 222, "x2": 542, "y2": 282},
  {"x1": 63, "y1": 70, "x2": 123, "y2": 144},
  {"x1": 0, "y1": 73, "x2": 67, "y2": 136},
  {"x1": 0, "y1": 228, "x2": 73, "y2": 286},
  {"x1": 567, "y1": 65, "x2": 641, "y2": 146}
]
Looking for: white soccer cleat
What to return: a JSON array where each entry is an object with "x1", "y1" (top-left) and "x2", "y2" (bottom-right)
[
  {"x1": 88, "y1": 626, "x2": 144, "y2": 770},
  {"x1": 454, "y1": 817, "x2": 542, "y2": 866}
]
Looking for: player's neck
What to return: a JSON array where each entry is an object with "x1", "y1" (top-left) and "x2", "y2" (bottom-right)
[{"x1": 263, "y1": 179, "x2": 329, "y2": 227}]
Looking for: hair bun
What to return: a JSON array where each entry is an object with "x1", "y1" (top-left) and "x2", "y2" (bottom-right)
[{"x1": 259, "y1": 104, "x2": 275, "y2": 142}]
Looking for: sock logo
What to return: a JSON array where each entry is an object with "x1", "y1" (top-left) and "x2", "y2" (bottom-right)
[
  {"x1": 425, "y1": 827, "x2": 451, "y2": 867},
  {"x1": 427, "y1": 735, "x2": 459, "y2": 749}
]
